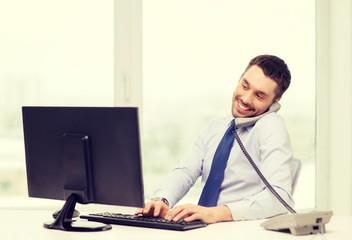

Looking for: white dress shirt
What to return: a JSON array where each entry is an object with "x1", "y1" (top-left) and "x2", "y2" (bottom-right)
[{"x1": 153, "y1": 111, "x2": 295, "y2": 221}]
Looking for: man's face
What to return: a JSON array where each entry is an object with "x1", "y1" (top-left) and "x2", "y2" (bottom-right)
[{"x1": 232, "y1": 65, "x2": 280, "y2": 118}]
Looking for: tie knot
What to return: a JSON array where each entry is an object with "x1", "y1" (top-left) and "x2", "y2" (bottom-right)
[{"x1": 230, "y1": 119, "x2": 236, "y2": 130}]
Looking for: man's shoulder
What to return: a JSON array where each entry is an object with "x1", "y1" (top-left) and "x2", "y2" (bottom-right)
[
  {"x1": 253, "y1": 112, "x2": 289, "y2": 140},
  {"x1": 255, "y1": 112, "x2": 285, "y2": 127}
]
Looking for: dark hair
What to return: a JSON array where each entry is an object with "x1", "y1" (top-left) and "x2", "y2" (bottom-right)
[{"x1": 244, "y1": 55, "x2": 291, "y2": 98}]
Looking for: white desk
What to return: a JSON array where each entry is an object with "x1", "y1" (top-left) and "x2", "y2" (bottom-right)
[{"x1": 0, "y1": 207, "x2": 351, "y2": 240}]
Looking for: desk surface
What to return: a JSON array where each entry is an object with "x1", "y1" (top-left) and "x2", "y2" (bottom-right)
[{"x1": 1, "y1": 208, "x2": 351, "y2": 240}]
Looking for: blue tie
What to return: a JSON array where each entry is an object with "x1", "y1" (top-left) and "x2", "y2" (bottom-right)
[{"x1": 198, "y1": 119, "x2": 236, "y2": 207}]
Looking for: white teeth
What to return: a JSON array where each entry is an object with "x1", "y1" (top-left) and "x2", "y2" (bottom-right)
[{"x1": 239, "y1": 102, "x2": 250, "y2": 111}]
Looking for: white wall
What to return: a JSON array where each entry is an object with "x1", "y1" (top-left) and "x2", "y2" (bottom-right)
[{"x1": 316, "y1": 0, "x2": 352, "y2": 215}]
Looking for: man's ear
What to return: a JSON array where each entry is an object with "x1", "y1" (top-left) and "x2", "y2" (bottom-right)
[{"x1": 274, "y1": 97, "x2": 281, "y2": 102}]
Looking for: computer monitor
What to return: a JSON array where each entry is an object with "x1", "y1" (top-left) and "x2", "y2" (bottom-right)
[{"x1": 22, "y1": 106, "x2": 144, "y2": 231}]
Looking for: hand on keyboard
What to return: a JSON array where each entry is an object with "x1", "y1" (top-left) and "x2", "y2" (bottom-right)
[
  {"x1": 162, "y1": 204, "x2": 233, "y2": 224},
  {"x1": 136, "y1": 200, "x2": 233, "y2": 224},
  {"x1": 135, "y1": 199, "x2": 170, "y2": 218}
]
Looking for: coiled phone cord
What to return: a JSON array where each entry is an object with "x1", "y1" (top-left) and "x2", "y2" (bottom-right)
[{"x1": 232, "y1": 129, "x2": 296, "y2": 214}]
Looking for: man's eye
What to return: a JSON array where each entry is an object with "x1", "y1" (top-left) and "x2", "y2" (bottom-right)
[
  {"x1": 256, "y1": 94, "x2": 264, "y2": 99},
  {"x1": 242, "y1": 84, "x2": 248, "y2": 89}
]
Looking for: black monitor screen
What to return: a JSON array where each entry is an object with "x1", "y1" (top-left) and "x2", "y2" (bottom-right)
[{"x1": 22, "y1": 106, "x2": 144, "y2": 209}]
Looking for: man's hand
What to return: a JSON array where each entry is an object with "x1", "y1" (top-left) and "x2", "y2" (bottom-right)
[
  {"x1": 135, "y1": 200, "x2": 170, "y2": 218},
  {"x1": 164, "y1": 204, "x2": 233, "y2": 224}
]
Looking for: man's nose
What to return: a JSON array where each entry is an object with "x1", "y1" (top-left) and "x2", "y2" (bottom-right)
[{"x1": 242, "y1": 92, "x2": 253, "y2": 105}]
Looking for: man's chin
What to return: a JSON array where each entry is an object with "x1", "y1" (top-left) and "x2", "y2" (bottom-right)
[{"x1": 232, "y1": 109, "x2": 255, "y2": 118}]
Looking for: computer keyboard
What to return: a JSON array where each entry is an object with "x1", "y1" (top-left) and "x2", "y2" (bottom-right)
[{"x1": 80, "y1": 212, "x2": 208, "y2": 231}]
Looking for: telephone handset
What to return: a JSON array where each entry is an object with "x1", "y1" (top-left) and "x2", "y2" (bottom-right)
[
  {"x1": 235, "y1": 101, "x2": 281, "y2": 129},
  {"x1": 233, "y1": 102, "x2": 333, "y2": 236}
]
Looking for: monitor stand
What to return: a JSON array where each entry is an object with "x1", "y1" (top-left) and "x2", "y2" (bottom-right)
[{"x1": 43, "y1": 193, "x2": 112, "y2": 231}]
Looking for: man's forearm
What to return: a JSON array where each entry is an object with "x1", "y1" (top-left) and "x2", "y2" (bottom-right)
[{"x1": 211, "y1": 205, "x2": 233, "y2": 222}]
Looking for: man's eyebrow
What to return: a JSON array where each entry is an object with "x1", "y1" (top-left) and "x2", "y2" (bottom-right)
[{"x1": 242, "y1": 78, "x2": 249, "y2": 85}]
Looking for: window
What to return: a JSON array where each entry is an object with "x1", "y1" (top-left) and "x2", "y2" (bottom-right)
[
  {"x1": 0, "y1": 0, "x2": 114, "y2": 197},
  {"x1": 0, "y1": 0, "x2": 317, "y2": 211},
  {"x1": 143, "y1": 0, "x2": 316, "y2": 208}
]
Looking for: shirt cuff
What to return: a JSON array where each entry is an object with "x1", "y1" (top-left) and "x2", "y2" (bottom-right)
[{"x1": 152, "y1": 190, "x2": 176, "y2": 208}]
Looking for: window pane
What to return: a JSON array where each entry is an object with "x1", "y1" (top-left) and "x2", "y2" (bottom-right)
[
  {"x1": 0, "y1": 0, "x2": 114, "y2": 196},
  {"x1": 143, "y1": 0, "x2": 315, "y2": 208}
]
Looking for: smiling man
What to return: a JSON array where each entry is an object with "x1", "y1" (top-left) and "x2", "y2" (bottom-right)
[{"x1": 136, "y1": 55, "x2": 294, "y2": 224}]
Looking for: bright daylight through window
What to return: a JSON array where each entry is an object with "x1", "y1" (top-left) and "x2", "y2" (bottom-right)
[
  {"x1": 0, "y1": 0, "x2": 114, "y2": 199},
  {"x1": 142, "y1": 0, "x2": 316, "y2": 209}
]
